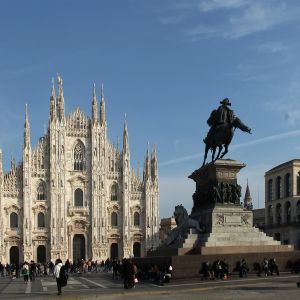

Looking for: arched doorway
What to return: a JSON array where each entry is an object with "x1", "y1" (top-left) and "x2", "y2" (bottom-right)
[
  {"x1": 133, "y1": 242, "x2": 141, "y2": 257},
  {"x1": 10, "y1": 246, "x2": 19, "y2": 265},
  {"x1": 73, "y1": 234, "x2": 85, "y2": 264},
  {"x1": 37, "y1": 245, "x2": 46, "y2": 263},
  {"x1": 110, "y1": 243, "x2": 118, "y2": 259}
]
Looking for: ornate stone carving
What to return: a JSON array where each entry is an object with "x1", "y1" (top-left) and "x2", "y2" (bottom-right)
[
  {"x1": 241, "y1": 214, "x2": 251, "y2": 225},
  {"x1": 216, "y1": 214, "x2": 225, "y2": 226}
]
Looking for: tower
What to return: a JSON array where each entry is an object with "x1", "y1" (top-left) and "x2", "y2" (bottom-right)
[
  {"x1": 151, "y1": 145, "x2": 159, "y2": 248},
  {"x1": 49, "y1": 75, "x2": 67, "y2": 260},
  {"x1": 143, "y1": 143, "x2": 152, "y2": 252},
  {"x1": 23, "y1": 104, "x2": 33, "y2": 261},
  {"x1": 244, "y1": 180, "x2": 253, "y2": 210},
  {"x1": 122, "y1": 115, "x2": 131, "y2": 257}
]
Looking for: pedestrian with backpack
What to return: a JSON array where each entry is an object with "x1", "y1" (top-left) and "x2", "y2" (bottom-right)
[{"x1": 54, "y1": 259, "x2": 68, "y2": 295}]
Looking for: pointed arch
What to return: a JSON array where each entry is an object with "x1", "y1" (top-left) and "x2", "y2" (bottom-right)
[{"x1": 73, "y1": 140, "x2": 85, "y2": 171}]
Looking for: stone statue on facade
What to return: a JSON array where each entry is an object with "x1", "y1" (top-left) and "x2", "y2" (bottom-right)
[
  {"x1": 165, "y1": 205, "x2": 203, "y2": 246},
  {"x1": 202, "y1": 98, "x2": 251, "y2": 166}
]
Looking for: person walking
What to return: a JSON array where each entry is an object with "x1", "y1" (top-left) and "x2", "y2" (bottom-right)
[
  {"x1": 54, "y1": 259, "x2": 63, "y2": 295},
  {"x1": 21, "y1": 262, "x2": 29, "y2": 284}
]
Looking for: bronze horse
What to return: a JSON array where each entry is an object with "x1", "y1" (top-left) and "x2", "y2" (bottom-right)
[{"x1": 202, "y1": 117, "x2": 251, "y2": 166}]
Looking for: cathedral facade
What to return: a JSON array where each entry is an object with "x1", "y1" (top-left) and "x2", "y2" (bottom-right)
[{"x1": 0, "y1": 76, "x2": 159, "y2": 265}]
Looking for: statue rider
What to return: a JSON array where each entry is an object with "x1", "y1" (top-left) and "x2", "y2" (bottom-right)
[{"x1": 204, "y1": 98, "x2": 235, "y2": 144}]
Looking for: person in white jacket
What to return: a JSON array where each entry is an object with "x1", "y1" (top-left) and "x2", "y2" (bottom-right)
[{"x1": 54, "y1": 259, "x2": 63, "y2": 295}]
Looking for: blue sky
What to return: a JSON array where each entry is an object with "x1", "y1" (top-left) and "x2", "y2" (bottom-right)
[{"x1": 1, "y1": 0, "x2": 300, "y2": 217}]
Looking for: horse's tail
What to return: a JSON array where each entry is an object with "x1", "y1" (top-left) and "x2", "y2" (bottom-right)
[{"x1": 233, "y1": 117, "x2": 251, "y2": 134}]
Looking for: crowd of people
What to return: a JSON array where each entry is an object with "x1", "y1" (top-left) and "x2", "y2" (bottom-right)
[
  {"x1": 0, "y1": 258, "x2": 172, "y2": 289},
  {"x1": 199, "y1": 258, "x2": 280, "y2": 280}
]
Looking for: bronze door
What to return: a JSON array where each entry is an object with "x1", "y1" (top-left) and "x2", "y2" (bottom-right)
[{"x1": 73, "y1": 234, "x2": 85, "y2": 264}]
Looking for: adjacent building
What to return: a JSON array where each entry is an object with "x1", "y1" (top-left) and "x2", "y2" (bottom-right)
[
  {"x1": 0, "y1": 76, "x2": 160, "y2": 265},
  {"x1": 159, "y1": 217, "x2": 177, "y2": 245},
  {"x1": 264, "y1": 159, "x2": 300, "y2": 249}
]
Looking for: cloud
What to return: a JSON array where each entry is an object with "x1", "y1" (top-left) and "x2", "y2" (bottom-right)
[
  {"x1": 199, "y1": 0, "x2": 250, "y2": 12},
  {"x1": 162, "y1": 0, "x2": 300, "y2": 40},
  {"x1": 264, "y1": 78, "x2": 300, "y2": 125},
  {"x1": 256, "y1": 41, "x2": 287, "y2": 53},
  {"x1": 225, "y1": 2, "x2": 295, "y2": 39},
  {"x1": 159, "y1": 129, "x2": 300, "y2": 167},
  {"x1": 159, "y1": 15, "x2": 186, "y2": 25}
]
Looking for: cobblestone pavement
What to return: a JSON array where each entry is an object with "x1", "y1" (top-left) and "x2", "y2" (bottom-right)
[{"x1": 0, "y1": 272, "x2": 300, "y2": 299}]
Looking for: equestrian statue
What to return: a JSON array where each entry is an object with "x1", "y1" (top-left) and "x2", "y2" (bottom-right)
[{"x1": 202, "y1": 98, "x2": 251, "y2": 166}]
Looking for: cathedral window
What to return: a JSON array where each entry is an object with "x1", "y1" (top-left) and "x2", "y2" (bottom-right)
[
  {"x1": 74, "y1": 188, "x2": 84, "y2": 206},
  {"x1": 41, "y1": 156, "x2": 44, "y2": 169},
  {"x1": 111, "y1": 212, "x2": 118, "y2": 227},
  {"x1": 37, "y1": 182, "x2": 46, "y2": 200},
  {"x1": 10, "y1": 212, "x2": 18, "y2": 228},
  {"x1": 37, "y1": 212, "x2": 45, "y2": 228},
  {"x1": 73, "y1": 141, "x2": 85, "y2": 171},
  {"x1": 111, "y1": 183, "x2": 118, "y2": 201},
  {"x1": 133, "y1": 212, "x2": 140, "y2": 226}
]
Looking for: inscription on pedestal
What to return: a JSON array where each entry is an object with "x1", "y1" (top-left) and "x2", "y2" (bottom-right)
[{"x1": 225, "y1": 215, "x2": 241, "y2": 224}]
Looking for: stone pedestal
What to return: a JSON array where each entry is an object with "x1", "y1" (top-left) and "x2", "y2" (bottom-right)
[{"x1": 187, "y1": 159, "x2": 292, "y2": 254}]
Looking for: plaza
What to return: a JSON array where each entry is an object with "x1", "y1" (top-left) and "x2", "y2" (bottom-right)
[{"x1": 0, "y1": 271, "x2": 299, "y2": 300}]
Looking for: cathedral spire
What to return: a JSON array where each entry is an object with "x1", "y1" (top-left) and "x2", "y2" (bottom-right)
[
  {"x1": 24, "y1": 103, "x2": 31, "y2": 148},
  {"x1": 151, "y1": 144, "x2": 158, "y2": 179},
  {"x1": 100, "y1": 82, "x2": 106, "y2": 126},
  {"x1": 143, "y1": 142, "x2": 151, "y2": 180},
  {"x1": 116, "y1": 136, "x2": 120, "y2": 154},
  {"x1": 243, "y1": 179, "x2": 253, "y2": 210},
  {"x1": 10, "y1": 154, "x2": 15, "y2": 170},
  {"x1": 50, "y1": 77, "x2": 57, "y2": 121},
  {"x1": 57, "y1": 73, "x2": 65, "y2": 121},
  {"x1": 123, "y1": 114, "x2": 129, "y2": 153},
  {"x1": 92, "y1": 83, "x2": 98, "y2": 123},
  {"x1": 0, "y1": 148, "x2": 3, "y2": 175}
]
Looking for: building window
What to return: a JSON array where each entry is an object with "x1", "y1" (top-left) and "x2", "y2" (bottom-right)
[
  {"x1": 268, "y1": 179, "x2": 273, "y2": 201},
  {"x1": 276, "y1": 203, "x2": 282, "y2": 225},
  {"x1": 10, "y1": 212, "x2": 18, "y2": 228},
  {"x1": 37, "y1": 182, "x2": 46, "y2": 200},
  {"x1": 268, "y1": 205, "x2": 273, "y2": 224},
  {"x1": 111, "y1": 212, "x2": 118, "y2": 227},
  {"x1": 74, "y1": 141, "x2": 85, "y2": 171},
  {"x1": 276, "y1": 176, "x2": 281, "y2": 199},
  {"x1": 297, "y1": 172, "x2": 300, "y2": 195},
  {"x1": 111, "y1": 183, "x2": 118, "y2": 201},
  {"x1": 285, "y1": 201, "x2": 291, "y2": 224},
  {"x1": 296, "y1": 201, "x2": 300, "y2": 223},
  {"x1": 37, "y1": 212, "x2": 45, "y2": 228},
  {"x1": 134, "y1": 212, "x2": 140, "y2": 226},
  {"x1": 285, "y1": 173, "x2": 291, "y2": 197},
  {"x1": 74, "y1": 188, "x2": 83, "y2": 206}
]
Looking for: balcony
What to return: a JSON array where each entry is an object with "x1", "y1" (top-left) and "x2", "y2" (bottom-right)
[{"x1": 68, "y1": 205, "x2": 89, "y2": 216}]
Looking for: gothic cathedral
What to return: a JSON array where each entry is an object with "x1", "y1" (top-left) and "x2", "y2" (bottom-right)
[{"x1": 0, "y1": 75, "x2": 159, "y2": 265}]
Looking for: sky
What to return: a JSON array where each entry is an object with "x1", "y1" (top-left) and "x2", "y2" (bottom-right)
[{"x1": 1, "y1": 0, "x2": 300, "y2": 218}]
